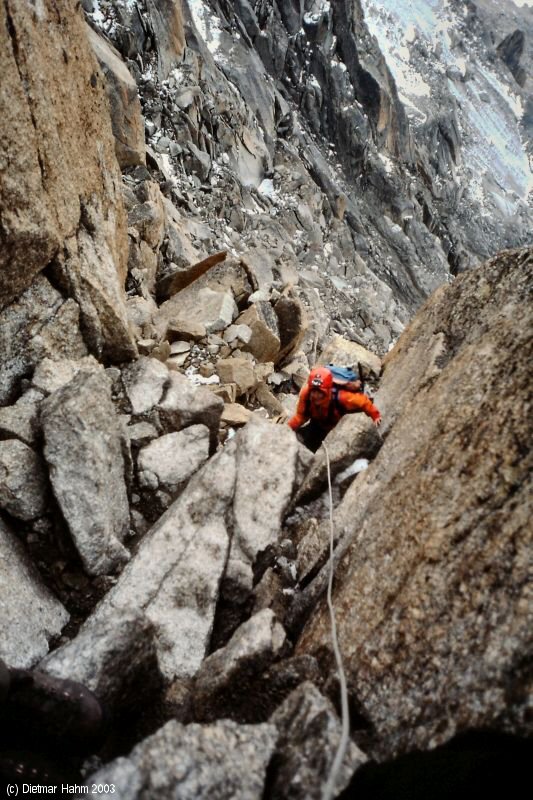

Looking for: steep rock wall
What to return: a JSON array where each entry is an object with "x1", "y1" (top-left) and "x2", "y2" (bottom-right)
[
  {"x1": 0, "y1": 0, "x2": 135, "y2": 359},
  {"x1": 296, "y1": 246, "x2": 532, "y2": 757}
]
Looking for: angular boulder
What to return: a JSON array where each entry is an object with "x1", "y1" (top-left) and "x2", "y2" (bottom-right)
[
  {"x1": 156, "y1": 372, "x2": 224, "y2": 452},
  {"x1": 40, "y1": 610, "x2": 159, "y2": 712},
  {"x1": 193, "y1": 609, "x2": 287, "y2": 722},
  {"x1": 237, "y1": 301, "x2": 281, "y2": 362},
  {"x1": 137, "y1": 425, "x2": 210, "y2": 495},
  {"x1": 318, "y1": 335, "x2": 382, "y2": 377},
  {"x1": 0, "y1": 390, "x2": 42, "y2": 446},
  {"x1": 42, "y1": 370, "x2": 131, "y2": 576},
  {"x1": 31, "y1": 355, "x2": 102, "y2": 396},
  {"x1": 86, "y1": 718, "x2": 278, "y2": 800},
  {"x1": 269, "y1": 682, "x2": 367, "y2": 799},
  {"x1": 225, "y1": 418, "x2": 301, "y2": 594},
  {"x1": 88, "y1": 443, "x2": 238, "y2": 682},
  {"x1": 0, "y1": 518, "x2": 69, "y2": 668},
  {"x1": 0, "y1": 440, "x2": 48, "y2": 521},
  {"x1": 121, "y1": 357, "x2": 169, "y2": 416}
]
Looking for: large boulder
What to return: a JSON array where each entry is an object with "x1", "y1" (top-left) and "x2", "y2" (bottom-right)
[
  {"x1": 0, "y1": 0, "x2": 133, "y2": 364},
  {"x1": 192, "y1": 609, "x2": 287, "y2": 722},
  {"x1": 137, "y1": 425, "x2": 210, "y2": 496},
  {"x1": 40, "y1": 610, "x2": 159, "y2": 713},
  {"x1": 42, "y1": 370, "x2": 131, "y2": 576},
  {"x1": 237, "y1": 301, "x2": 281, "y2": 362},
  {"x1": 225, "y1": 418, "x2": 301, "y2": 595},
  {"x1": 296, "y1": 248, "x2": 533, "y2": 757},
  {"x1": 88, "y1": 442, "x2": 238, "y2": 682},
  {"x1": 86, "y1": 718, "x2": 277, "y2": 800},
  {"x1": 0, "y1": 518, "x2": 69, "y2": 668},
  {"x1": 156, "y1": 372, "x2": 224, "y2": 452}
]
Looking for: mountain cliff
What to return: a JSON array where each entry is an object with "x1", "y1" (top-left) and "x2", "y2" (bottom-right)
[{"x1": 0, "y1": 0, "x2": 531, "y2": 796}]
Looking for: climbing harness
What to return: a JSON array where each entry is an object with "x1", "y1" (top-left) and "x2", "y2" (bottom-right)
[{"x1": 321, "y1": 443, "x2": 350, "y2": 800}]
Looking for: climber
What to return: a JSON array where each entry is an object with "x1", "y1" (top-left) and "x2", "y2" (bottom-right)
[{"x1": 287, "y1": 366, "x2": 381, "y2": 452}]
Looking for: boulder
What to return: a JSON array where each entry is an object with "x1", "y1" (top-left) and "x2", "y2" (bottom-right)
[
  {"x1": 193, "y1": 609, "x2": 287, "y2": 722},
  {"x1": 31, "y1": 355, "x2": 102, "y2": 396},
  {"x1": 236, "y1": 301, "x2": 281, "y2": 362},
  {"x1": 225, "y1": 418, "x2": 300, "y2": 595},
  {"x1": 274, "y1": 294, "x2": 307, "y2": 363},
  {"x1": 127, "y1": 421, "x2": 159, "y2": 448},
  {"x1": 215, "y1": 358, "x2": 257, "y2": 396},
  {"x1": 223, "y1": 324, "x2": 253, "y2": 346},
  {"x1": 137, "y1": 425, "x2": 210, "y2": 494},
  {"x1": 318, "y1": 335, "x2": 382, "y2": 377},
  {"x1": 86, "y1": 24, "x2": 145, "y2": 168},
  {"x1": 0, "y1": 276, "x2": 87, "y2": 405},
  {"x1": 0, "y1": 440, "x2": 48, "y2": 521},
  {"x1": 88, "y1": 443, "x2": 238, "y2": 682},
  {"x1": 187, "y1": 288, "x2": 239, "y2": 334},
  {"x1": 269, "y1": 682, "x2": 367, "y2": 799},
  {"x1": 0, "y1": 0, "x2": 128, "y2": 309},
  {"x1": 220, "y1": 403, "x2": 253, "y2": 427},
  {"x1": 156, "y1": 372, "x2": 224, "y2": 452},
  {"x1": 157, "y1": 251, "x2": 228, "y2": 301},
  {"x1": 40, "y1": 610, "x2": 159, "y2": 713},
  {"x1": 0, "y1": 390, "x2": 43, "y2": 446},
  {"x1": 165, "y1": 317, "x2": 207, "y2": 342},
  {"x1": 0, "y1": 518, "x2": 69, "y2": 668},
  {"x1": 42, "y1": 370, "x2": 131, "y2": 576},
  {"x1": 294, "y1": 414, "x2": 382, "y2": 505},
  {"x1": 52, "y1": 198, "x2": 137, "y2": 362},
  {"x1": 121, "y1": 357, "x2": 169, "y2": 416},
  {"x1": 296, "y1": 249, "x2": 533, "y2": 756},
  {"x1": 85, "y1": 718, "x2": 278, "y2": 800}
]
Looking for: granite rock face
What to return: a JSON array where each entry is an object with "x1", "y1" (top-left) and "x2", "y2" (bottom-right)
[
  {"x1": 0, "y1": 518, "x2": 69, "y2": 668},
  {"x1": 42, "y1": 370, "x2": 131, "y2": 576},
  {"x1": 0, "y1": 0, "x2": 133, "y2": 365},
  {"x1": 297, "y1": 247, "x2": 533, "y2": 757}
]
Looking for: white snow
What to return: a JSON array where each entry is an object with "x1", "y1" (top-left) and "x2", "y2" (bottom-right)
[
  {"x1": 188, "y1": 0, "x2": 224, "y2": 58},
  {"x1": 360, "y1": 0, "x2": 533, "y2": 207}
]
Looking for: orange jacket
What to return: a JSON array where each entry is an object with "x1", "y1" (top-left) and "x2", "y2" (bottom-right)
[{"x1": 288, "y1": 384, "x2": 381, "y2": 432}]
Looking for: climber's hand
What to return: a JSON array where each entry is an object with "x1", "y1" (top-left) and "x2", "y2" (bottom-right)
[
  {"x1": 375, "y1": 417, "x2": 382, "y2": 427},
  {"x1": 273, "y1": 413, "x2": 289, "y2": 424}
]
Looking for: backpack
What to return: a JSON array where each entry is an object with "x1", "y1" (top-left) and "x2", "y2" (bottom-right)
[{"x1": 327, "y1": 363, "x2": 364, "y2": 393}]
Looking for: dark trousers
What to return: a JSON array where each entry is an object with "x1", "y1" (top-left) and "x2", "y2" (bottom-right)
[{"x1": 296, "y1": 421, "x2": 330, "y2": 453}]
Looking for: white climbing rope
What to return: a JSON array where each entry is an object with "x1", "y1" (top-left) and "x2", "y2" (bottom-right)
[{"x1": 322, "y1": 442, "x2": 351, "y2": 800}]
